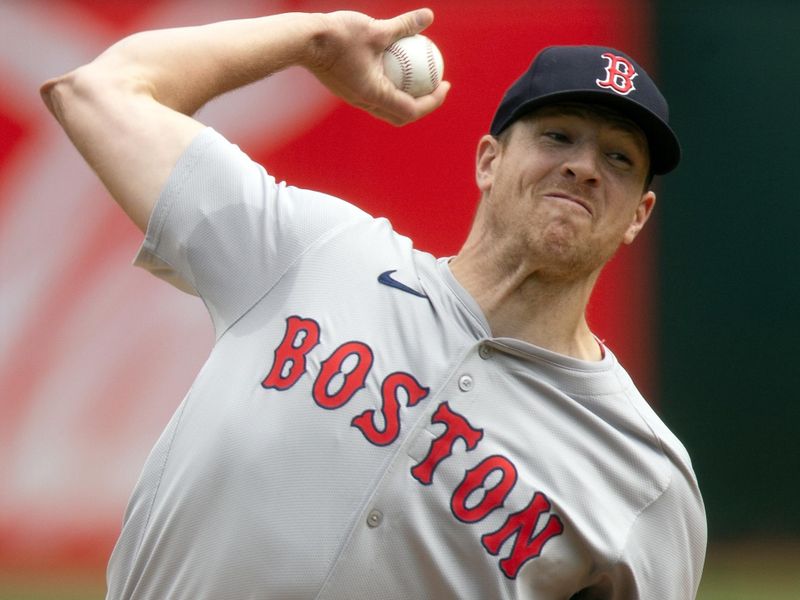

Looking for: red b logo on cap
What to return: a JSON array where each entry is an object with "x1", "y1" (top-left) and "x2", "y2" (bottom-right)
[{"x1": 596, "y1": 52, "x2": 637, "y2": 95}]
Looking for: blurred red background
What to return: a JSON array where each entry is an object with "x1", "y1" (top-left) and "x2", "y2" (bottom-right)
[{"x1": 0, "y1": 0, "x2": 656, "y2": 576}]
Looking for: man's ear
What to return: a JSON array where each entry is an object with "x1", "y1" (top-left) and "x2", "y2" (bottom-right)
[
  {"x1": 623, "y1": 191, "x2": 656, "y2": 245},
  {"x1": 475, "y1": 134, "x2": 501, "y2": 193}
]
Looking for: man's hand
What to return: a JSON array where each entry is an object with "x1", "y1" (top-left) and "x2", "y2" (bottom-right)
[{"x1": 307, "y1": 9, "x2": 450, "y2": 126}]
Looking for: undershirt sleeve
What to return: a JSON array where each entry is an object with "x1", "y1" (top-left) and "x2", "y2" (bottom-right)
[{"x1": 134, "y1": 127, "x2": 371, "y2": 336}]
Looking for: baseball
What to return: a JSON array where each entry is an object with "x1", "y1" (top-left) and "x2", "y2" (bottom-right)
[{"x1": 382, "y1": 34, "x2": 444, "y2": 97}]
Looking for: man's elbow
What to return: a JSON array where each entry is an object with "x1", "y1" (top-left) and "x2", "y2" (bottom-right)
[
  {"x1": 40, "y1": 65, "x2": 105, "y2": 130},
  {"x1": 40, "y1": 61, "x2": 146, "y2": 130},
  {"x1": 40, "y1": 70, "x2": 75, "y2": 124}
]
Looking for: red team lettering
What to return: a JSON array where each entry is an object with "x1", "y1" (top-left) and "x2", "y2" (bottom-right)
[
  {"x1": 482, "y1": 492, "x2": 565, "y2": 578},
  {"x1": 410, "y1": 402, "x2": 484, "y2": 485},
  {"x1": 451, "y1": 455, "x2": 518, "y2": 523},
  {"x1": 262, "y1": 315, "x2": 563, "y2": 579},
  {"x1": 313, "y1": 342, "x2": 373, "y2": 409},
  {"x1": 261, "y1": 315, "x2": 320, "y2": 389},
  {"x1": 352, "y1": 372, "x2": 429, "y2": 446}
]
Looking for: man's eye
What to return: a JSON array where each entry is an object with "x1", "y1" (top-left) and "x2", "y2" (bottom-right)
[
  {"x1": 608, "y1": 152, "x2": 632, "y2": 165},
  {"x1": 545, "y1": 131, "x2": 569, "y2": 142}
]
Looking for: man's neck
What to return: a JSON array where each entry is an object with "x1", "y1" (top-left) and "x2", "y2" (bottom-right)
[{"x1": 449, "y1": 248, "x2": 603, "y2": 361}]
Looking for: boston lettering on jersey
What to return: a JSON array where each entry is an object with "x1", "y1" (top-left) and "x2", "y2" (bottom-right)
[{"x1": 262, "y1": 315, "x2": 564, "y2": 579}]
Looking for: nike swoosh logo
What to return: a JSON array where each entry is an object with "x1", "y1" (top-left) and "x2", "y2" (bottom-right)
[{"x1": 378, "y1": 270, "x2": 429, "y2": 299}]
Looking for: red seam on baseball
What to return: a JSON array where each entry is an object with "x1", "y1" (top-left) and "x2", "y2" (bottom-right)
[
  {"x1": 387, "y1": 43, "x2": 413, "y2": 93},
  {"x1": 426, "y1": 40, "x2": 440, "y2": 88}
]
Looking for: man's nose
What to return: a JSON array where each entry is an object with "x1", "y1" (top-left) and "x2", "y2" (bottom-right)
[{"x1": 560, "y1": 144, "x2": 600, "y2": 185}]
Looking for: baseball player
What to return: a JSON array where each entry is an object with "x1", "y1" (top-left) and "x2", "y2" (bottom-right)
[{"x1": 41, "y1": 8, "x2": 706, "y2": 599}]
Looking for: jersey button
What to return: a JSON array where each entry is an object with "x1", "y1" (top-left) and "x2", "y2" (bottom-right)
[
  {"x1": 458, "y1": 374, "x2": 474, "y2": 392},
  {"x1": 367, "y1": 509, "x2": 383, "y2": 528},
  {"x1": 478, "y1": 345, "x2": 492, "y2": 360}
]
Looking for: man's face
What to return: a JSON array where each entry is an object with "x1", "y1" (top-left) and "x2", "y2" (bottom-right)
[{"x1": 475, "y1": 103, "x2": 656, "y2": 280}]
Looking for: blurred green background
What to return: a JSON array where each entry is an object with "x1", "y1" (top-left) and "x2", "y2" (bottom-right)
[
  {"x1": 656, "y1": 0, "x2": 800, "y2": 596},
  {"x1": 657, "y1": 0, "x2": 800, "y2": 546}
]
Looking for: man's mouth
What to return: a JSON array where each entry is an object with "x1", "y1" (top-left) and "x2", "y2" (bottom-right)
[{"x1": 544, "y1": 192, "x2": 593, "y2": 216}]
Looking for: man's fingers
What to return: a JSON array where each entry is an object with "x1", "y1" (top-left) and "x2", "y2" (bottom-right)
[
  {"x1": 376, "y1": 80, "x2": 451, "y2": 126},
  {"x1": 408, "y1": 80, "x2": 450, "y2": 120},
  {"x1": 371, "y1": 8, "x2": 447, "y2": 125},
  {"x1": 385, "y1": 8, "x2": 434, "y2": 41},
  {"x1": 317, "y1": 9, "x2": 445, "y2": 126}
]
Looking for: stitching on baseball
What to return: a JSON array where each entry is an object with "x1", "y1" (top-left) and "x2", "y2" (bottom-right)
[
  {"x1": 387, "y1": 43, "x2": 413, "y2": 93},
  {"x1": 426, "y1": 39, "x2": 440, "y2": 89}
]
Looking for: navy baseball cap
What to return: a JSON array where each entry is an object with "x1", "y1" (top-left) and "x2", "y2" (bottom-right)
[{"x1": 490, "y1": 46, "x2": 680, "y2": 175}]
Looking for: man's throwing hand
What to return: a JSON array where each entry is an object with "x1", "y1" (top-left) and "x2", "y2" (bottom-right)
[{"x1": 305, "y1": 9, "x2": 450, "y2": 126}]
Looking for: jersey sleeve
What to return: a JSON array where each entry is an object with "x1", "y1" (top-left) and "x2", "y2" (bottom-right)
[
  {"x1": 133, "y1": 127, "x2": 371, "y2": 336},
  {"x1": 616, "y1": 457, "x2": 707, "y2": 599}
]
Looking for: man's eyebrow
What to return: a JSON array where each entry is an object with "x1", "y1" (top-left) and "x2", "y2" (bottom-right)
[
  {"x1": 605, "y1": 121, "x2": 647, "y2": 148},
  {"x1": 606, "y1": 119, "x2": 644, "y2": 138}
]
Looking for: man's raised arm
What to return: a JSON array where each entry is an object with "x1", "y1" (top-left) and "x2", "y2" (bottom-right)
[{"x1": 40, "y1": 9, "x2": 449, "y2": 232}]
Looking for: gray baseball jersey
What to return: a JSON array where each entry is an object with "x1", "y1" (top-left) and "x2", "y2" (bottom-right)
[{"x1": 108, "y1": 128, "x2": 706, "y2": 599}]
